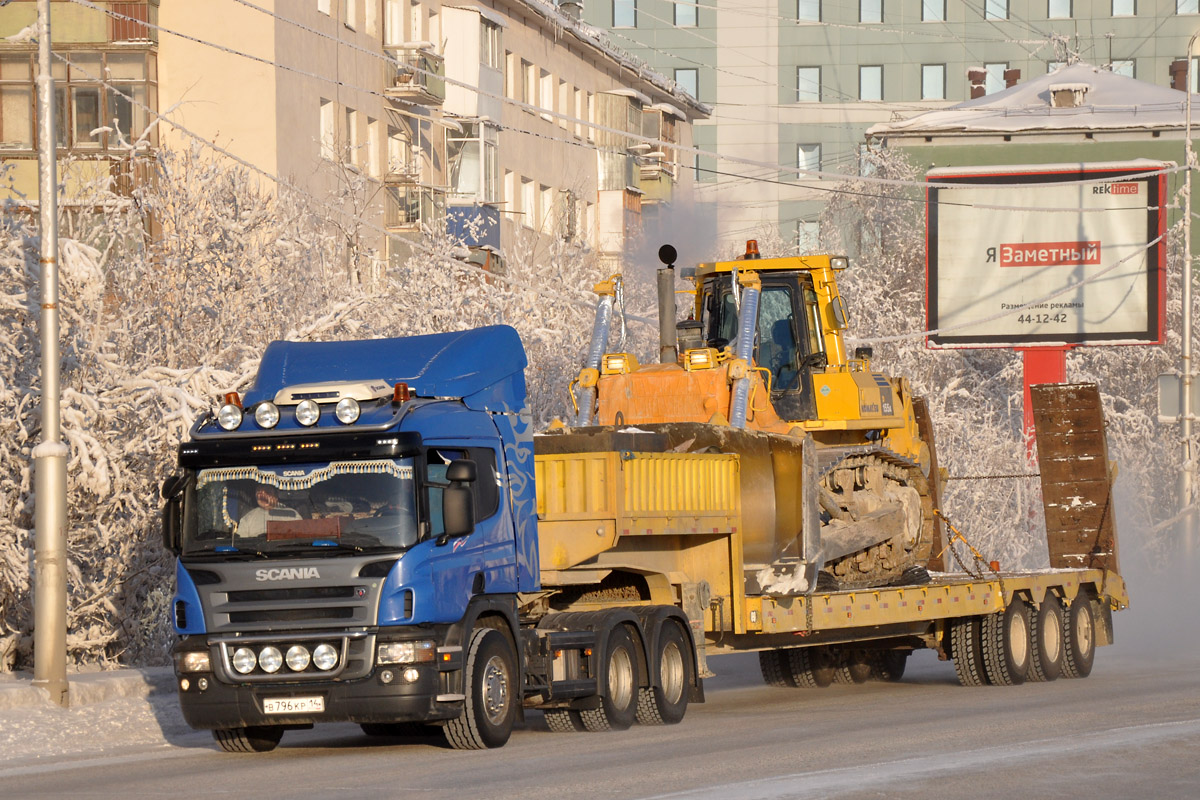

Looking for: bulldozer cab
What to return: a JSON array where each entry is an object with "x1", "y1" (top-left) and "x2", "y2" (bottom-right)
[{"x1": 697, "y1": 269, "x2": 825, "y2": 422}]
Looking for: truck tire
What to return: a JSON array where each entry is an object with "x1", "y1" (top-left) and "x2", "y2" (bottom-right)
[
  {"x1": 786, "y1": 646, "x2": 835, "y2": 688},
  {"x1": 580, "y1": 625, "x2": 641, "y2": 732},
  {"x1": 951, "y1": 616, "x2": 989, "y2": 687},
  {"x1": 872, "y1": 650, "x2": 909, "y2": 682},
  {"x1": 636, "y1": 621, "x2": 692, "y2": 725},
  {"x1": 982, "y1": 598, "x2": 1031, "y2": 686},
  {"x1": 1061, "y1": 594, "x2": 1096, "y2": 679},
  {"x1": 1028, "y1": 594, "x2": 1064, "y2": 682},
  {"x1": 833, "y1": 649, "x2": 872, "y2": 684},
  {"x1": 212, "y1": 726, "x2": 283, "y2": 753},
  {"x1": 543, "y1": 709, "x2": 586, "y2": 733},
  {"x1": 443, "y1": 628, "x2": 518, "y2": 750},
  {"x1": 758, "y1": 649, "x2": 795, "y2": 687}
]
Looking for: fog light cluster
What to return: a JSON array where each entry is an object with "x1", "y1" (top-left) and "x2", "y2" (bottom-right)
[
  {"x1": 377, "y1": 640, "x2": 435, "y2": 665},
  {"x1": 230, "y1": 643, "x2": 339, "y2": 675}
]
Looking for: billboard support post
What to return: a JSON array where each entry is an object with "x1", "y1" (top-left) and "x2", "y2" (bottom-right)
[
  {"x1": 1181, "y1": 32, "x2": 1198, "y2": 566},
  {"x1": 1020, "y1": 347, "x2": 1068, "y2": 468}
]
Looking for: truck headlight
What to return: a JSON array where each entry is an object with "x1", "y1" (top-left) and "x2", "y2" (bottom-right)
[
  {"x1": 177, "y1": 651, "x2": 211, "y2": 673},
  {"x1": 295, "y1": 399, "x2": 320, "y2": 426},
  {"x1": 254, "y1": 402, "x2": 280, "y2": 429},
  {"x1": 217, "y1": 404, "x2": 243, "y2": 431},
  {"x1": 377, "y1": 640, "x2": 435, "y2": 665}
]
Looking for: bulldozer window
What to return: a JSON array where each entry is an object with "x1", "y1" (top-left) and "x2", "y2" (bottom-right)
[
  {"x1": 802, "y1": 286, "x2": 824, "y2": 358},
  {"x1": 757, "y1": 287, "x2": 801, "y2": 391}
]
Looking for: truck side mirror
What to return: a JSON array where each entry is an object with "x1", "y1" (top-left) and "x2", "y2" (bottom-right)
[
  {"x1": 439, "y1": 459, "x2": 476, "y2": 543},
  {"x1": 161, "y1": 474, "x2": 184, "y2": 554}
]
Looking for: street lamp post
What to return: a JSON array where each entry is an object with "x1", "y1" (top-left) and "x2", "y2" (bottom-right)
[
  {"x1": 1183, "y1": 33, "x2": 1199, "y2": 566},
  {"x1": 31, "y1": 0, "x2": 69, "y2": 708}
]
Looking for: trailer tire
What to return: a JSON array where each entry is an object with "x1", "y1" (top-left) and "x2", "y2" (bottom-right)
[
  {"x1": 636, "y1": 621, "x2": 692, "y2": 725},
  {"x1": 212, "y1": 726, "x2": 283, "y2": 753},
  {"x1": 951, "y1": 616, "x2": 989, "y2": 687},
  {"x1": 833, "y1": 649, "x2": 872, "y2": 684},
  {"x1": 786, "y1": 646, "x2": 836, "y2": 688},
  {"x1": 580, "y1": 625, "x2": 641, "y2": 732},
  {"x1": 443, "y1": 628, "x2": 517, "y2": 750},
  {"x1": 543, "y1": 709, "x2": 586, "y2": 733},
  {"x1": 758, "y1": 649, "x2": 795, "y2": 687},
  {"x1": 1028, "y1": 594, "x2": 1064, "y2": 683},
  {"x1": 1061, "y1": 594, "x2": 1096, "y2": 679},
  {"x1": 982, "y1": 598, "x2": 1031, "y2": 686},
  {"x1": 872, "y1": 650, "x2": 909, "y2": 682}
]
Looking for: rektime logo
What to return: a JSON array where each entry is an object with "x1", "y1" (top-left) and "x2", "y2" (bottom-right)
[
  {"x1": 1092, "y1": 183, "x2": 1138, "y2": 195},
  {"x1": 256, "y1": 567, "x2": 321, "y2": 581}
]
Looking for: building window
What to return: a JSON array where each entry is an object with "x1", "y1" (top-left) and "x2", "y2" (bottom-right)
[
  {"x1": 860, "y1": 0, "x2": 882, "y2": 22},
  {"x1": 346, "y1": 107, "x2": 361, "y2": 166},
  {"x1": 675, "y1": 0, "x2": 697, "y2": 26},
  {"x1": 367, "y1": 117, "x2": 381, "y2": 177},
  {"x1": 345, "y1": 0, "x2": 358, "y2": 29},
  {"x1": 797, "y1": 67, "x2": 821, "y2": 102},
  {"x1": 539, "y1": 69, "x2": 553, "y2": 117},
  {"x1": 798, "y1": 144, "x2": 821, "y2": 175},
  {"x1": 985, "y1": 0, "x2": 1008, "y2": 18},
  {"x1": 449, "y1": 122, "x2": 499, "y2": 203},
  {"x1": 695, "y1": 152, "x2": 716, "y2": 182},
  {"x1": 318, "y1": 0, "x2": 331, "y2": 14},
  {"x1": 0, "y1": 55, "x2": 33, "y2": 150},
  {"x1": 1048, "y1": 60, "x2": 1066, "y2": 73},
  {"x1": 614, "y1": 0, "x2": 636, "y2": 27},
  {"x1": 922, "y1": 0, "x2": 945, "y2": 20},
  {"x1": 522, "y1": 60, "x2": 536, "y2": 106},
  {"x1": 984, "y1": 62, "x2": 1007, "y2": 94},
  {"x1": 921, "y1": 64, "x2": 945, "y2": 99},
  {"x1": 675, "y1": 68, "x2": 698, "y2": 98},
  {"x1": 795, "y1": 220, "x2": 819, "y2": 253},
  {"x1": 859, "y1": 65, "x2": 882, "y2": 100},
  {"x1": 320, "y1": 99, "x2": 335, "y2": 160},
  {"x1": 481, "y1": 20, "x2": 502, "y2": 70},
  {"x1": 797, "y1": 0, "x2": 820, "y2": 22},
  {"x1": 1110, "y1": 59, "x2": 1134, "y2": 77},
  {"x1": 1112, "y1": 0, "x2": 1135, "y2": 13},
  {"x1": 1048, "y1": 0, "x2": 1071, "y2": 16},
  {"x1": 1180, "y1": 0, "x2": 1199, "y2": 13},
  {"x1": 521, "y1": 178, "x2": 536, "y2": 227}
]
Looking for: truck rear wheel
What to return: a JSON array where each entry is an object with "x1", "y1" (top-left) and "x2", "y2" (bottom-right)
[
  {"x1": 833, "y1": 649, "x2": 872, "y2": 684},
  {"x1": 1061, "y1": 594, "x2": 1096, "y2": 679},
  {"x1": 758, "y1": 649, "x2": 794, "y2": 687},
  {"x1": 636, "y1": 621, "x2": 692, "y2": 725},
  {"x1": 982, "y1": 598, "x2": 1031, "y2": 686},
  {"x1": 872, "y1": 650, "x2": 909, "y2": 682},
  {"x1": 212, "y1": 726, "x2": 283, "y2": 753},
  {"x1": 786, "y1": 646, "x2": 836, "y2": 688},
  {"x1": 444, "y1": 628, "x2": 518, "y2": 750},
  {"x1": 580, "y1": 625, "x2": 641, "y2": 732},
  {"x1": 951, "y1": 616, "x2": 989, "y2": 687},
  {"x1": 1028, "y1": 595, "x2": 1064, "y2": 682},
  {"x1": 543, "y1": 709, "x2": 586, "y2": 732}
]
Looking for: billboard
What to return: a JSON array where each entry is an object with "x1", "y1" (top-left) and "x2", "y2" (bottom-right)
[{"x1": 926, "y1": 162, "x2": 1167, "y2": 349}]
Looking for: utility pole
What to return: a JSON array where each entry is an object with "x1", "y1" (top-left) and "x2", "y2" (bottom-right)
[
  {"x1": 1183, "y1": 32, "x2": 1199, "y2": 567},
  {"x1": 31, "y1": 0, "x2": 69, "y2": 708}
]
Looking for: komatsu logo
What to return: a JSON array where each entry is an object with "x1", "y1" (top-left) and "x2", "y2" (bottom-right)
[{"x1": 256, "y1": 567, "x2": 321, "y2": 581}]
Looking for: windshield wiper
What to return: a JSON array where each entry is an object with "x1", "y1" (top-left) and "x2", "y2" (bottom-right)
[{"x1": 184, "y1": 545, "x2": 271, "y2": 560}]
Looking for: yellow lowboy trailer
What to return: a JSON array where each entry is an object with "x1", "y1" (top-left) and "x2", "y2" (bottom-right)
[{"x1": 531, "y1": 383, "x2": 1127, "y2": 688}]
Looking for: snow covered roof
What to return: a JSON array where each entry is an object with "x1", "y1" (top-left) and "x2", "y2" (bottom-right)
[{"x1": 867, "y1": 63, "x2": 1200, "y2": 139}]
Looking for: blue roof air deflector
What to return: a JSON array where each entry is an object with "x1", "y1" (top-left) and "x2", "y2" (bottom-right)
[{"x1": 242, "y1": 325, "x2": 528, "y2": 413}]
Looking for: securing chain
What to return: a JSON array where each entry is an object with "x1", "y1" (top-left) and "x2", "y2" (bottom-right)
[
  {"x1": 944, "y1": 473, "x2": 1040, "y2": 481},
  {"x1": 932, "y1": 508, "x2": 1008, "y2": 606}
]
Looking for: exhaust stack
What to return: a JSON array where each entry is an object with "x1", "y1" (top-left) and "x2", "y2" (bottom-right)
[{"x1": 657, "y1": 244, "x2": 678, "y2": 364}]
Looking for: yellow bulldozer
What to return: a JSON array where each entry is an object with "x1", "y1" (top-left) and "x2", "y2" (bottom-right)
[{"x1": 546, "y1": 241, "x2": 943, "y2": 592}]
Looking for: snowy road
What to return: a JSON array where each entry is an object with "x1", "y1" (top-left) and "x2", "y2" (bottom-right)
[{"x1": 3, "y1": 643, "x2": 1198, "y2": 800}]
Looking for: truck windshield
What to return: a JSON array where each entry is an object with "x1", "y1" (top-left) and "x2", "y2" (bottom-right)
[{"x1": 181, "y1": 458, "x2": 419, "y2": 558}]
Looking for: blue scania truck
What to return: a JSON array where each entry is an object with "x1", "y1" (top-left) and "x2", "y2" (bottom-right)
[{"x1": 162, "y1": 326, "x2": 701, "y2": 751}]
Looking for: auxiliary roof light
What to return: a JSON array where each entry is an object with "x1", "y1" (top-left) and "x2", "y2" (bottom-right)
[
  {"x1": 601, "y1": 353, "x2": 639, "y2": 375},
  {"x1": 335, "y1": 397, "x2": 361, "y2": 424},
  {"x1": 295, "y1": 399, "x2": 321, "y2": 427},
  {"x1": 392, "y1": 382, "x2": 411, "y2": 404},
  {"x1": 254, "y1": 402, "x2": 280, "y2": 429},
  {"x1": 217, "y1": 404, "x2": 243, "y2": 431},
  {"x1": 683, "y1": 348, "x2": 718, "y2": 371}
]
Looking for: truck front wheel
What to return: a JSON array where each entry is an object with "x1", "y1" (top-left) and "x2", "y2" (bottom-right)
[
  {"x1": 580, "y1": 625, "x2": 641, "y2": 732},
  {"x1": 444, "y1": 628, "x2": 518, "y2": 750},
  {"x1": 212, "y1": 726, "x2": 283, "y2": 753}
]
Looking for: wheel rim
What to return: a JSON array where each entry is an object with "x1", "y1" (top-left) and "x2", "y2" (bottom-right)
[
  {"x1": 1075, "y1": 607, "x2": 1093, "y2": 654},
  {"x1": 660, "y1": 641, "x2": 685, "y2": 705},
  {"x1": 1009, "y1": 610, "x2": 1028, "y2": 665},
  {"x1": 481, "y1": 654, "x2": 510, "y2": 726},
  {"x1": 609, "y1": 646, "x2": 634, "y2": 710},
  {"x1": 1044, "y1": 607, "x2": 1062, "y2": 662}
]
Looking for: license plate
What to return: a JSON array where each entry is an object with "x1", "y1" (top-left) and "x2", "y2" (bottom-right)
[{"x1": 263, "y1": 696, "x2": 324, "y2": 715}]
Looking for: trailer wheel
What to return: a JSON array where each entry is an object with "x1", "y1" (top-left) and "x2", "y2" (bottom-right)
[
  {"x1": 833, "y1": 649, "x2": 872, "y2": 684},
  {"x1": 1028, "y1": 595, "x2": 1064, "y2": 682},
  {"x1": 951, "y1": 616, "x2": 989, "y2": 687},
  {"x1": 982, "y1": 598, "x2": 1031, "y2": 686},
  {"x1": 758, "y1": 649, "x2": 794, "y2": 687},
  {"x1": 872, "y1": 650, "x2": 909, "y2": 682},
  {"x1": 580, "y1": 625, "x2": 641, "y2": 732},
  {"x1": 212, "y1": 726, "x2": 283, "y2": 753},
  {"x1": 1061, "y1": 594, "x2": 1096, "y2": 679},
  {"x1": 786, "y1": 646, "x2": 836, "y2": 688},
  {"x1": 444, "y1": 628, "x2": 517, "y2": 750},
  {"x1": 543, "y1": 709, "x2": 586, "y2": 733},
  {"x1": 636, "y1": 621, "x2": 692, "y2": 725}
]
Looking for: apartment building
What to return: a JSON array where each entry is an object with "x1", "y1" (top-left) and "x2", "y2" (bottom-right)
[
  {"x1": 582, "y1": 0, "x2": 1200, "y2": 251},
  {"x1": 1, "y1": 0, "x2": 706, "y2": 279}
]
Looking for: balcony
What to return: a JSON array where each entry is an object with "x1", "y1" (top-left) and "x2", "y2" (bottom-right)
[
  {"x1": 447, "y1": 202, "x2": 501, "y2": 250},
  {"x1": 384, "y1": 46, "x2": 445, "y2": 107},
  {"x1": 384, "y1": 180, "x2": 446, "y2": 231}
]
